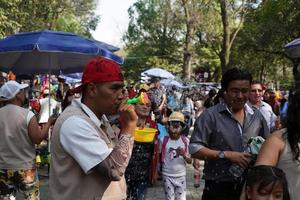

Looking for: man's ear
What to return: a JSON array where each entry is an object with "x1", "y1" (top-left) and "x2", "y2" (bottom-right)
[{"x1": 87, "y1": 83, "x2": 98, "y2": 97}]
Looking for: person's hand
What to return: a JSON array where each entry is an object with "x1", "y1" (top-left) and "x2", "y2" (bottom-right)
[
  {"x1": 48, "y1": 116, "x2": 57, "y2": 126},
  {"x1": 138, "y1": 124, "x2": 145, "y2": 129},
  {"x1": 193, "y1": 158, "x2": 200, "y2": 169},
  {"x1": 158, "y1": 105, "x2": 163, "y2": 111},
  {"x1": 119, "y1": 102, "x2": 138, "y2": 135},
  {"x1": 137, "y1": 120, "x2": 146, "y2": 129},
  {"x1": 176, "y1": 147, "x2": 185, "y2": 156},
  {"x1": 225, "y1": 151, "x2": 251, "y2": 168}
]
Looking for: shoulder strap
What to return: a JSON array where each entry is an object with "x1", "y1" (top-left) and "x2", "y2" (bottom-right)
[{"x1": 161, "y1": 136, "x2": 169, "y2": 162}]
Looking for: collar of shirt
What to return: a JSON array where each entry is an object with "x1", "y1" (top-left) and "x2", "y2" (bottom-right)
[
  {"x1": 218, "y1": 103, "x2": 254, "y2": 135},
  {"x1": 217, "y1": 102, "x2": 254, "y2": 116},
  {"x1": 71, "y1": 98, "x2": 104, "y2": 128},
  {"x1": 247, "y1": 100, "x2": 266, "y2": 109}
]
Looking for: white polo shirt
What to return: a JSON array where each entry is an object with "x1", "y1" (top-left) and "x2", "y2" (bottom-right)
[{"x1": 60, "y1": 99, "x2": 113, "y2": 174}]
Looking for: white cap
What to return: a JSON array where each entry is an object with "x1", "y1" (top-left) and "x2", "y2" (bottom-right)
[{"x1": 0, "y1": 81, "x2": 29, "y2": 101}]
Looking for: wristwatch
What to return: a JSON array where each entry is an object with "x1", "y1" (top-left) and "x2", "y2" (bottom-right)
[{"x1": 218, "y1": 151, "x2": 225, "y2": 159}]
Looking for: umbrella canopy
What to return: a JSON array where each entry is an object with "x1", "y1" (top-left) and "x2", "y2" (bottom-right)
[
  {"x1": 87, "y1": 39, "x2": 119, "y2": 52},
  {"x1": 141, "y1": 68, "x2": 175, "y2": 79},
  {"x1": 160, "y1": 79, "x2": 184, "y2": 88},
  {"x1": 0, "y1": 30, "x2": 123, "y2": 75},
  {"x1": 284, "y1": 38, "x2": 300, "y2": 58},
  {"x1": 59, "y1": 72, "x2": 82, "y2": 84}
]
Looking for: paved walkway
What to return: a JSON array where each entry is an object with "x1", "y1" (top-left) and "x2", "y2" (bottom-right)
[
  {"x1": 36, "y1": 163, "x2": 204, "y2": 200},
  {"x1": 146, "y1": 164, "x2": 204, "y2": 200},
  {"x1": 37, "y1": 128, "x2": 204, "y2": 199}
]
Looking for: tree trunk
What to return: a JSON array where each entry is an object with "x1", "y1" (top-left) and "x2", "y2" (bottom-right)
[
  {"x1": 259, "y1": 61, "x2": 265, "y2": 82},
  {"x1": 182, "y1": 0, "x2": 195, "y2": 80},
  {"x1": 219, "y1": 0, "x2": 230, "y2": 75}
]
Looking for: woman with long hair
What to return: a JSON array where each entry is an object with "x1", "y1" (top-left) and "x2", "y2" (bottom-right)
[{"x1": 255, "y1": 89, "x2": 300, "y2": 200}]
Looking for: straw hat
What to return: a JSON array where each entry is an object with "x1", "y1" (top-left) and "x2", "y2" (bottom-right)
[{"x1": 168, "y1": 112, "x2": 185, "y2": 124}]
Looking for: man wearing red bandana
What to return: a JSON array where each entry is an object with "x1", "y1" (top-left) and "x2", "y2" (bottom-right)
[{"x1": 49, "y1": 58, "x2": 138, "y2": 200}]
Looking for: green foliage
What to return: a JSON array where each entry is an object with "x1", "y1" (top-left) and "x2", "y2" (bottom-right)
[
  {"x1": 0, "y1": 0, "x2": 99, "y2": 38},
  {"x1": 230, "y1": 0, "x2": 300, "y2": 88},
  {"x1": 0, "y1": 0, "x2": 22, "y2": 37},
  {"x1": 195, "y1": 46, "x2": 221, "y2": 81},
  {"x1": 123, "y1": 0, "x2": 183, "y2": 83}
]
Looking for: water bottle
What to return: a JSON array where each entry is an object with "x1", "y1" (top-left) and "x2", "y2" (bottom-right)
[
  {"x1": 193, "y1": 168, "x2": 201, "y2": 188},
  {"x1": 228, "y1": 163, "x2": 245, "y2": 178},
  {"x1": 229, "y1": 146, "x2": 251, "y2": 178}
]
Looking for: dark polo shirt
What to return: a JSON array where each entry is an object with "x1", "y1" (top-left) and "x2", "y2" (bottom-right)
[{"x1": 189, "y1": 103, "x2": 270, "y2": 182}]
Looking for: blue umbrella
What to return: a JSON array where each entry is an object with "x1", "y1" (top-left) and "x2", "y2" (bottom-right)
[
  {"x1": 87, "y1": 39, "x2": 119, "y2": 52},
  {"x1": 284, "y1": 38, "x2": 300, "y2": 58},
  {"x1": 285, "y1": 38, "x2": 300, "y2": 89},
  {"x1": 0, "y1": 30, "x2": 123, "y2": 75}
]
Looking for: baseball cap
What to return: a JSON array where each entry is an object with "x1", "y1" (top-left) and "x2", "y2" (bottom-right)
[
  {"x1": 82, "y1": 57, "x2": 123, "y2": 84},
  {"x1": 72, "y1": 57, "x2": 123, "y2": 93},
  {"x1": 0, "y1": 81, "x2": 29, "y2": 101}
]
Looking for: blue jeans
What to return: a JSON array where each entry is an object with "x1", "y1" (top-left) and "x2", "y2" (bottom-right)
[{"x1": 126, "y1": 181, "x2": 148, "y2": 200}]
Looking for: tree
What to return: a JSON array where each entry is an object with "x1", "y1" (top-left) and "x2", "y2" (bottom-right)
[
  {"x1": 231, "y1": 0, "x2": 300, "y2": 88},
  {"x1": 180, "y1": 0, "x2": 212, "y2": 80},
  {"x1": 181, "y1": 0, "x2": 197, "y2": 80},
  {"x1": 123, "y1": 0, "x2": 183, "y2": 82},
  {"x1": 218, "y1": 0, "x2": 250, "y2": 74},
  {"x1": 0, "y1": 0, "x2": 23, "y2": 37},
  {"x1": 123, "y1": 0, "x2": 300, "y2": 85},
  {"x1": 0, "y1": 0, "x2": 99, "y2": 38}
]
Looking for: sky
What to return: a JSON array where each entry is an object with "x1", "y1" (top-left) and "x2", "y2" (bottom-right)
[{"x1": 91, "y1": 0, "x2": 136, "y2": 48}]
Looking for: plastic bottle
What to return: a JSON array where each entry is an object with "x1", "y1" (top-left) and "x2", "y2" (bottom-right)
[
  {"x1": 228, "y1": 164, "x2": 245, "y2": 178},
  {"x1": 193, "y1": 168, "x2": 201, "y2": 188},
  {"x1": 229, "y1": 146, "x2": 251, "y2": 178}
]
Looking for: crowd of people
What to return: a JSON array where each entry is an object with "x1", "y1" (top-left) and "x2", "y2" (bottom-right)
[{"x1": 0, "y1": 57, "x2": 299, "y2": 200}]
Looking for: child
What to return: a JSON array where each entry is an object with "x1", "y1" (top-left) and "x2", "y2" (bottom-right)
[
  {"x1": 242, "y1": 165, "x2": 290, "y2": 200},
  {"x1": 160, "y1": 112, "x2": 192, "y2": 200}
]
